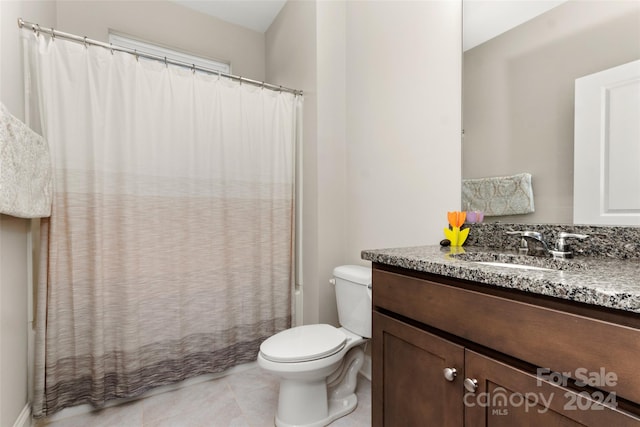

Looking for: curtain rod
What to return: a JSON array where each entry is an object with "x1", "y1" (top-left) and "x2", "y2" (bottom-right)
[{"x1": 17, "y1": 18, "x2": 303, "y2": 97}]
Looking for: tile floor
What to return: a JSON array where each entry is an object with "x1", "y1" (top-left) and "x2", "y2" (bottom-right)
[{"x1": 34, "y1": 364, "x2": 372, "y2": 427}]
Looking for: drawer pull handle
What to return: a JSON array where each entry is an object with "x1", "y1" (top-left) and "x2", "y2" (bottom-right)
[
  {"x1": 443, "y1": 367, "x2": 457, "y2": 382},
  {"x1": 464, "y1": 378, "x2": 478, "y2": 393}
]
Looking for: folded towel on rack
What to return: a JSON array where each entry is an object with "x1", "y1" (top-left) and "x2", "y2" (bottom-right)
[
  {"x1": 462, "y1": 172, "x2": 534, "y2": 216},
  {"x1": 0, "y1": 102, "x2": 52, "y2": 218}
]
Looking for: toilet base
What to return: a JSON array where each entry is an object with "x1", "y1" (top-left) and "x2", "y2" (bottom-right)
[
  {"x1": 273, "y1": 345, "x2": 365, "y2": 427},
  {"x1": 275, "y1": 393, "x2": 357, "y2": 427}
]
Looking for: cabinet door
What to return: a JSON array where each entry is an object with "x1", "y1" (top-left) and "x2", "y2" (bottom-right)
[
  {"x1": 373, "y1": 312, "x2": 465, "y2": 427},
  {"x1": 464, "y1": 349, "x2": 640, "y2": 427}
]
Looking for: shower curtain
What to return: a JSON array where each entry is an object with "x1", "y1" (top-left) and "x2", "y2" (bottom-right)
[{"x1": 23, "y1": 31, "x2": 300, "y2": 417}]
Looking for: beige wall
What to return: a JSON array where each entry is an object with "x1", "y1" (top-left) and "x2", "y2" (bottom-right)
[
  {"x1": 266, "y1": 0, "x2": 324, "y2": 325},
  {"x1": 0, "y1": 215, "x2": 30, "y2": 427},
  {"x1": 56, "y1": 0, "x2": 266, "y2": 81},
  {"x1": 267, "y1": 0, "x2": 462, "y2": 326},
  {"x1": 345, "y1": 0, "x2": 462, "y2": 262},
  {"x1": 463, "y1": 1, "x2": 640, "y2": 224},
  {"x1": 0, "y1": 1, "x2": 56, "y2": 425},
  {"x1": 266, "y1": 0, "x2": 351, "y2": 327},
  {"x1": 315, "y1": 1, "x2": 348, "y2": 325}
]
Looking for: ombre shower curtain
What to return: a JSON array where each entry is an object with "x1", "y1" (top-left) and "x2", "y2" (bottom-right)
[{"x1": 23, "y1": 31, "x2": 300, "y2": 417}]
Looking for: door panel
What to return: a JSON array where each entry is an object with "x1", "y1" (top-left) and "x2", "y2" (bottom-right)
[
  {"x1": 574, "y1": 59, "x2": 640, "y2": 225},
  {"x1": 373, "y1": 312, "x2": 464, "y2": 427},
  {"x1": 465, "y1": 349, "x2": 640, "y2": 427}
]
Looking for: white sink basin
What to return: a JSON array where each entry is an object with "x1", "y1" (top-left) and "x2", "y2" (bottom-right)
[
  {"x1": 450, "y1": 250, "x2": 589, "y2": 272},
  {"x1": 474, "y1": 261, "x2": 554, "y2": 271}
]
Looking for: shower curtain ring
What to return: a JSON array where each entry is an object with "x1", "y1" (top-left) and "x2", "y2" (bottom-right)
[
  {"x1": 35, "y1": 24, "x2": 41, "y2": 36},
  {"x1": 110, "y1": 43, "x2": 114, "y2": 55},
  {"x1": 261, "y1": 81, "x2": 265, "y2": 90},
  {"x1": 83, "y1": 36, "x2": 88, "y2": 49},
  {"x1": 192, "y1": 64, "x2": 196, "y2": 74},
  {"x1": 164, "y1": 56, "x2": 168, "y2": 68},
  {"x1": 134, "y1": 49, "x2": 139, "y2": 62}
]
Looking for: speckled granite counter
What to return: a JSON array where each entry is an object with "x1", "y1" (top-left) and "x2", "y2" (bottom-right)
[{"x1": 361, "y1": 245, "x2": 640, "y2": 314}]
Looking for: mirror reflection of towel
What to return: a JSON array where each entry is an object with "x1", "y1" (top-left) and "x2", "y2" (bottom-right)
[
  {"x1": 0, "y1": 102, "x2": 52, "y2": 218},
  {"x1": 462, "y1": 173, "x2": 534, "y2": 216}
]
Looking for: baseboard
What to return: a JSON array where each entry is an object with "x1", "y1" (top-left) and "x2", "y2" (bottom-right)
[
  {"x1": 13, "y1": 403, "x2": 31, "y2": 427},
  {"x1": 359, "y1": 353, "x2": 372, "y2": 381}
]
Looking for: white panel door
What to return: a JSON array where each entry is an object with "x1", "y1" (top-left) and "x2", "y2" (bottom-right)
[{"x1": 574, "y1": 59, "x2": 640, "y2": 225}]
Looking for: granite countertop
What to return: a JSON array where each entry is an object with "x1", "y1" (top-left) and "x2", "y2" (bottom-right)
[{"x1": 361, "y1": 245, "x2": 640, "y2": 314}]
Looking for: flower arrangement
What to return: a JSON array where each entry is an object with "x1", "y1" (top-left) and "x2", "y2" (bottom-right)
[{"x1": 444, "y1": 211, "x2": 469, "y2": 247}]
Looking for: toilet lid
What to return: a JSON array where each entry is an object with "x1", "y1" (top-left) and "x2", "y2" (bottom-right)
[{"x1": 260, "y1": 324, "x2": 347, "y2": 363}]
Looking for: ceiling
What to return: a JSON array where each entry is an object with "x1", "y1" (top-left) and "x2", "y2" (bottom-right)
[
  {"x1": 171, "y1": 0, "x2": 287, "y2": 33},
  {"x1": 170, "y1": 0, "x2": 567, "y2": 46},
  {"x1": 463, "y1": 0, "x2": 567, "y2": 51}
]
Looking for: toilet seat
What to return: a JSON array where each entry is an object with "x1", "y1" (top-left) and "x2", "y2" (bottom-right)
[{"x1": 260, "y1": 324, "x2": 347, "y2": 363}]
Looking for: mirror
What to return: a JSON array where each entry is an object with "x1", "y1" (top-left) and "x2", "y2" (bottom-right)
[{"x1": 462, "y1": 0, "x2": 640, "y2": 224}]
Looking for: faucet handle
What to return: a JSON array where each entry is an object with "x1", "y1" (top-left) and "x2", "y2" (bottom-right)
[
  {"x1": 506, "y1": 230, "x2": 544, "y2": 240},
  {"x1": 555, "y1": 232, "x2": 589, "y2": 252},
  {"x1": 505, "y1": 231, "x2": 527, "y2": 246},
  {"x1": 558, "y1": 232, "x2": 589, "y2": 240},
  {"x1": 525, "y1": 230, "x2": 543, "y2": 240}
]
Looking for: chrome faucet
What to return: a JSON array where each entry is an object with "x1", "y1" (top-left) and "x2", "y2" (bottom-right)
[
  {"x1": 506, "y1": 231, "x2": 550, "y2": 256},
  {"x1": 506, "y1": 231, "x2": 589, "y2": 259}
]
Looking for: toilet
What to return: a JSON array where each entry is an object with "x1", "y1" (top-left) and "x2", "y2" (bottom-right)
[{"x1": 257, "y1": 265, "x2": 372, "y2": 427}]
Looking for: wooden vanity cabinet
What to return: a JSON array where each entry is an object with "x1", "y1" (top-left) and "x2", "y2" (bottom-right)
[{"x1": 372, "y1": 264, "x2": 640, "y2": 427}]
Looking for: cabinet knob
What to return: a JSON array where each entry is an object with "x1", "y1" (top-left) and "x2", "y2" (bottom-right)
[
  {"x1": 464, "y1": 378, "x2": 478, "y2": 393},
  {"x1": 443, "y1": 367, "x2": 457, "y2": 382}
]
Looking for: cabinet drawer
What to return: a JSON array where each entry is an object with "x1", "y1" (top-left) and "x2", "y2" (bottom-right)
[{"x1": 373, "y1": 267, "x2": 640, "y2": 404}]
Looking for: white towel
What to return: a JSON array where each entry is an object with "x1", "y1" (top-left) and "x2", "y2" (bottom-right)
[
  {"x1": 0, "y1": 102, "x2": 52, "y2": 218},
  {"x1": 462, "y1": 173, "x2": 534, "y2": 216}
]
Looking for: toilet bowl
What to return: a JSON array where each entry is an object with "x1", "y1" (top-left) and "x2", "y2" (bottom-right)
[{"x1": 257, "y1": 265, "x2": 372, "y2": 427}]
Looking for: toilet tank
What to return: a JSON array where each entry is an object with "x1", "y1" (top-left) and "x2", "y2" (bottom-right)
[{"x1": 333, "y1": 265, "x2": 372, "y2": 338}]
